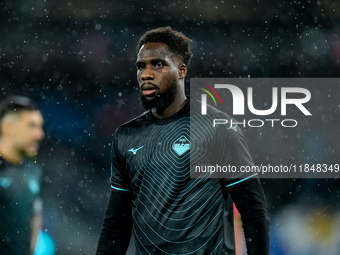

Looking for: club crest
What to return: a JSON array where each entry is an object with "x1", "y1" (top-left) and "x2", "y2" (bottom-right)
[{"x1": 172, "y1": 136, "x2": 190, "y2": 156}]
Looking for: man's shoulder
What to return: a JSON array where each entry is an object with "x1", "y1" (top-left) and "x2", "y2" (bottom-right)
[
  {"x1": 0, "y1": 157, "x2": 43, "y2": 180},
  {"x1": 122, "y1": 111, "x2": 150, "y2": 127},
  {"x1": 190, "y1": 97, "x2": 246, "y2": 137},
  {"x1": 115, "y1": 111, "x2": 150, "y2": 134},
  {"x1": 190, "y1": 97, "x2": 233, "y2": 120}
]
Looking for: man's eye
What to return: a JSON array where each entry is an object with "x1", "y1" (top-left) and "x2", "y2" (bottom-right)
[
  {"x1": 155, "y1": 62, "x2": 163, "y2": 68},
  {"x1": 136, "y1": 64, "x2": 145, "y2": 70}
]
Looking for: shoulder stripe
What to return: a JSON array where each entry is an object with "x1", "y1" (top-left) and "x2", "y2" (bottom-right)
[
  {"x1": 111, "y1": 185, "x2": 131, "y2": 192},
  {"x1": 225, "y1": 173, "x2": 258, "y2": 188}
]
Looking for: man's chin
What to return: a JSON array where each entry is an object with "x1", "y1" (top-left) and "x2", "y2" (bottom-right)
[
  {"x1": 140, "y1": 95, "x2": 156, "y2": 110},
  {"x1": 139, "y1": 83, "x2": 177, "y2": 113},
  {"x1": 143, "y1": 95, "x2": 157, "y2": 102},
  {"x1": 24, "y1": 150, "x2": 38, "y2": 158}
]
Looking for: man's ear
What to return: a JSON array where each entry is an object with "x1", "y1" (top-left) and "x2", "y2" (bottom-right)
[
  {"x1": 178, "y1": 64, "x2": 187, "y2": 79},
  {"x1": 1, "y1": 119, "x2": 12, "y2": 137}
]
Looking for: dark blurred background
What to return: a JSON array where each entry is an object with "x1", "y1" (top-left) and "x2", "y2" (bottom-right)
[{"x1": 1, "y1": 1, "x2": 340, "y2": 254}]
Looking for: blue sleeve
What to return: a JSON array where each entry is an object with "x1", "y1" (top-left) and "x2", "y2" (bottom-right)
[
  {"x1": 222, "y1": 178, "x2": 270, "y2": 255},
  {"x1": 96, "y1": 130, "x2": 132, "y2": 255},
  {"x1": 110, "y1": 130, "x2": 131, "y2": 192},
  {"x1": 96, "y1": 190, "x2": 132, "y2": 255}
]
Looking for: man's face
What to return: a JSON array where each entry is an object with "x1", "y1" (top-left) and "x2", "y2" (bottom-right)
[
  {"x1": 136, "y1": 42, "x2": 181, "y2": 113},
  {"x1": 7, "y1": 110, "x2": 45, "y2": 158}
]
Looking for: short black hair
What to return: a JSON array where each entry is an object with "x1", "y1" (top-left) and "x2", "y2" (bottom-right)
[
  {"x1": 0, "y1": 96, "x2": 39, "y2": 121},
  {"x1": 137, "y1": 26, "x2": 193, "y2": 66}
]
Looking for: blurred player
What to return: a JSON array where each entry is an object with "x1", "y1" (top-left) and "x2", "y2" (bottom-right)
[
  {"x1": 0, "y1": 96, "x2": 45, "y2": 255},
  {"x1": 96, "y1": 27, "x2": 270, "y2": 254},
  {"x1": 234, "y1": 203, "x2": 246, "y2": 255}
]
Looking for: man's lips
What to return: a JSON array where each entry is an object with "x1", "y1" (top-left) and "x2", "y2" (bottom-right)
[
  {"x1": 28, "y1": 141, "x2": 40, "y2": 152},
  {"x1": 141, "y1": 83, "x2": 158, "y2": 96},
  {"x1": 143, "y1": 89, "x2": 156, "y2": 96}
]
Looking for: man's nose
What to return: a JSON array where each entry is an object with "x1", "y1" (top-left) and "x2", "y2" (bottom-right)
[
  {"x1": 36, "y1": 127, "x2": 45, "y2": 141},
  {"x1": 141, "y1": 66, "x2": 154, "y2": 80}
]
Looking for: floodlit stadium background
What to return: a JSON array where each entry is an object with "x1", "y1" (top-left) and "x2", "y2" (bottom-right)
[{"x1": 1, "y1": 1, "x2": 340, "y2": 254}]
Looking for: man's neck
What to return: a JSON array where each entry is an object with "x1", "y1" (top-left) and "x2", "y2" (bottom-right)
[{"x1": 0, "y1": 141, "x2": 22, "y2": 164}]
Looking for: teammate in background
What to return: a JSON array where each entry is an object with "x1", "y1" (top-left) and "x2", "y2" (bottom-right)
[
  {"x1": 234, "y1": 203, "x2": 246, "y2": 255},
  {"x1": 96, "y1": 27, "x2": 270, "y2": 254},
  {"x1": 0, "y1": 96, "x2": 45, "y2": 255}
]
